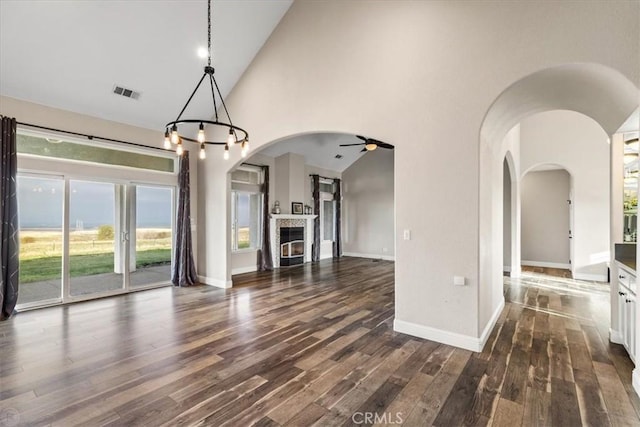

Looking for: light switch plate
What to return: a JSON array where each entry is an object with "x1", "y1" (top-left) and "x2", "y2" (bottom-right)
[
  {"x1": 403, "y1": 229, "x2": 411, "y2": 240},
  {"x1": 454, "y1": 276, "x2": 465, "y2": 286}
]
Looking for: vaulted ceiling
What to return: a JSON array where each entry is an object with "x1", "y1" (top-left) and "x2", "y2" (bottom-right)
[{"x1": 0, "y1": 0, "x2": 292, "y2": 130}]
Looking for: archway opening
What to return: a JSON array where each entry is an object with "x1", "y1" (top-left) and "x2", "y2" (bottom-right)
[
  {"x1": 226, "y1": 131, "x2": 396, "y2": 277},
  {"x1": 479, "y1": 62, "x2": 638, "y2": 335}
]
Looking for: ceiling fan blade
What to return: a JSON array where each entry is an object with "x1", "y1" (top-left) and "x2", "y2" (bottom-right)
[
  {"x1": 339, "y1": 143, "x2": 365, "y2": 147},
  {"x1": 355, "y1": 135, "x2": 368, "y2": 141},
  {"x1": 377, "y1": 142, "x2": 395, "y2": 149},
  {"x1": 361, "y1": 148, "x2": 367, "y2": 152}
]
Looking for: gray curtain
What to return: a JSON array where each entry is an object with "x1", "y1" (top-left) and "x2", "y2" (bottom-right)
[
  {"x1": 311, "y1": 174, "x2": 320, "y2": 262},
  {"x1": 258, "y1": 165, "x2": 273, "y2": 271},
  {"x1": 1, "y1": 117, "x2": 19, "y2": 320},
  {"x1": 172, "y1": 151, "x2": 198, "y2": 287},
  {"x1": 333, "y1": 178, "x2": 342, "y2": 258}
]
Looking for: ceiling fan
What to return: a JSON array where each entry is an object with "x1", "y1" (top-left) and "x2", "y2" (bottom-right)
[{"x1": 340, "y1": 135, "x2": 394, "y2": 152}]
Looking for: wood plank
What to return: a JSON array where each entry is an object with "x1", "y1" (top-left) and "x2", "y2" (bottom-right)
[
  {"x1": 594, "y1": 361, "x2": 638, "y2": 420},
  {"x1": 573, "y1": 368, "x2": 611, "y2": 427},
  {"x1": 402, "y1": 349, "x2": 472, "y2": 426},
  {"x1": 491, "y1": 397, "x2": 523, "y2": 427},
  {"x1": 550, "y1": 377, "x2": 582, "y2": 426},
  {"x1": 522, "y1": 387, "x2": 550, "y2": 427}
]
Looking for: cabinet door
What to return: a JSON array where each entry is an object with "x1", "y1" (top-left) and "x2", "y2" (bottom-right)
[
  {"x1": 629, "y1": 296, "x2": 636, "y2": 361},
  {"x1": 619, "y1": 287, "x2": 628, "y2": 346}
]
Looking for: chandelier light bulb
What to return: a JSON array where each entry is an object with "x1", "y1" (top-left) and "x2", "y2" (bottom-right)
[
  {"x1": 227, "y1": 129, "x2": 236, "y2": 146},
  {"x1": 241, "y1": 141, "x2": 248, "y2": 158},
  {"x1": 199, "y1": 143, "x2": 206, "y2": 159},
  {"x1": 197, "y1": 123, "x2": 205, "y2": 143},
  {"x1": 164, "y1": 130, "x2": 171, "y2": 149},
  {"x1": 224, "y1": 145, "x2": 230, "y2": 160},
  {"x1": 244, "y1": 139, "x2": 250, "y2": 152},
  {"x1": 176, "y1": 142, "x2": 184, "y2": 156},
  {"x1": 365, "y1": 142, "x2": 377, "y2": 151},
  {"x1": 171, "y1": 125, "x2": 179, "y2": 144}
]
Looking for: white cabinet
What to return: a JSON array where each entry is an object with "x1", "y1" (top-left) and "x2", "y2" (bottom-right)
[{"x1": 617, "y1": 263, "x2": 637, "y2": 363}]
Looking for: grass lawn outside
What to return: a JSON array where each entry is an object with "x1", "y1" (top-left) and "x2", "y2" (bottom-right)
[
  {"x1": 19, "y1": 228, "x2": 173, "y2": 284},
  {"x1": 19, "y1": 249, "x2": 171, "y2": 284}
]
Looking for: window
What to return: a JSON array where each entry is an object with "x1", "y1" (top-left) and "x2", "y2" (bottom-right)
[
  {"x1": 17, "y1": 133, "x2": 175, "y2": 173},
  {"x1": 231, "y1": 166, "x2": 264, "y2": 252},
  {"x1": 323, "y1": 199, "x2": 335, "y2": 241},
  {"x1": 231, "y1": 191, "x2": 262, "y2": 251}
]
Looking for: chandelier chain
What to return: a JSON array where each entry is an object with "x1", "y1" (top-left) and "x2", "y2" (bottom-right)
[{"x1": 207, "y1": 0, "x2": 212, "y2": 67}]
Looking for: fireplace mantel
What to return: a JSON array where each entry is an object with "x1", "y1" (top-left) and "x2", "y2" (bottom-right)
[
  {"x1": 270, "y1": 214, "x2": 317, "y2": 220},
  {"x1": 270, "y1": 214, "x2": 317, "y2": 268}
]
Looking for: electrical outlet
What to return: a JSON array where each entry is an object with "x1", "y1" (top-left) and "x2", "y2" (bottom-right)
[
  {"x1": 454, "y1": 276, "x2": 465, "y2": 286},
  {"x1": 382, "y1": 247, "x2": 388, "y2": 253}
]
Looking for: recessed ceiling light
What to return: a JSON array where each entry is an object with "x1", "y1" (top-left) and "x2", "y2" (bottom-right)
[{"x1": 197, "y1": 47, "x2": 208, "y2": 59}]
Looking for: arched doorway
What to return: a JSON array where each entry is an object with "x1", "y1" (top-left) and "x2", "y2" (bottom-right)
[
  {"x1": 479, "y1": 63, "x2": 638, "y2": 335},
  {"x1": 221, "y1": 131, "x2": 396, "y2": 278}
]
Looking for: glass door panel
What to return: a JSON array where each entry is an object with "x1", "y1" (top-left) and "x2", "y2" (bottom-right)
[
  {"x1": 130, "y1": 185, "x2": 173, "y2": 287},
  {"x1": 320, "y1": 195, "x2": 335, "y2": 259},
  {"x1": 69, "y1": 180, "x2": 123, "y2": 296},
  {"x1": 17, "y1": 175, "x2": 64, "y2": 306}
]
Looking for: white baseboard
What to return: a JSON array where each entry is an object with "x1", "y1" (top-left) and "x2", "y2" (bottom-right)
[
  {"x1": 521, "y1": 260, "x2": 571, "y2": 269},
  {"x1": 610, "y1": 328, "x2": 624, "y2": 344},
  {"x1": 231, "y1": 266, "x2": 258, "y2": 275},
  {"x1": 393, "y1": 298, "x2": 505, "y2": 352},
  {"x1": 198, "y1": 275, "x2": 232, "y2": 289},
  {"x1": 479, "y1": 298, "x2": 506, "y2": 351},
  {"x1": 573, "y1": 273, "x2": 608, "y2": 282},
  {"x1": 633, "y1": 369, "x2": 640, "y2": 397},
  {"x1": 343, "y1": 252, "x2": 395, "y2": 261}
]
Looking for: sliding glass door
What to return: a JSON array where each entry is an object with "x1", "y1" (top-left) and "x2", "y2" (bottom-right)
[
  {"x1": 16, "y1": 175, "x2": 64, "y2": 307},
  {"x1": 69, "y1": 180, "x2": 124, "y2": 297},
  {"x1": 130, "y1": 185, "x2": 173, "y2": 288},
  {"x1": 15, "y1": 175, "x2": 174, "y2": 309}
]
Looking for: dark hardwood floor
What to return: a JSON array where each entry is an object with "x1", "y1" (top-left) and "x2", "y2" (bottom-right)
[
  {"x1": 1, "y1": 257, "x2": 638, "y2": 426},
  {"x1": 521, "y1": 266, "x2": 573, "y2": 279}
]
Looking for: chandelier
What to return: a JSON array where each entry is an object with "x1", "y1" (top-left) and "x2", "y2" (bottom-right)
[{"x1": 164, "y1": 0, "x2": 249, "y2": 160}]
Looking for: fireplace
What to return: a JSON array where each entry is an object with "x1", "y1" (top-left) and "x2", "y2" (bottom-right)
[{"x1": 280, "y1": 226, "x2": 304, "y2": 266}]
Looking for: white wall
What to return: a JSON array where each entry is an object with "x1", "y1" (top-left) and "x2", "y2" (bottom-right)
[
  {"x1": 521, "y1": 169, "x2": 571, "y2": 268},
  {"x1": 520, "y1": 110, "x2": 610, "y2": 280},
  {"x1": 342, "y1": 150, "x2": 394, "y2": 259},
  {"x1": 198, "y1": 1, "x2": 638, "y2": 350}
]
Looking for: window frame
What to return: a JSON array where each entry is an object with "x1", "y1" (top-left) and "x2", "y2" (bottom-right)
[{"x1": 231, "y1": 189, "x2": 263, "y2": 253}]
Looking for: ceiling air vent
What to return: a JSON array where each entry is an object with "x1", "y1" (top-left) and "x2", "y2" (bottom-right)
[
  {"x1": 113, "y1": 85, "x2": 140, "y2": 100},
  {"x1": 335, "y1": 154, "x2": 343, "y2": 159}
]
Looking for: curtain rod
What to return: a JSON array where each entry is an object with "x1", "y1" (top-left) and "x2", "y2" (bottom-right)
[
  {"x1": 309, "y1": 174, "x2": 339, "y2": 181},
  {"x1": 1, "y1": 115, "x2": 169, "y2": 153},
  {"x1": 241, "y1": 162, "x2": 267, "y2": 168}
]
